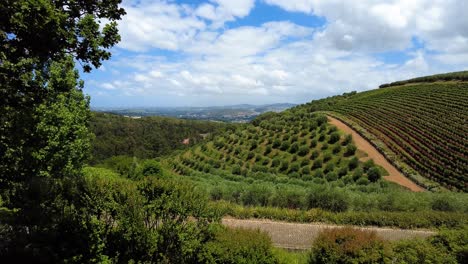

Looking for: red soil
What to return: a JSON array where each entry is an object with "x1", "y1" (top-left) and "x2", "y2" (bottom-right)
[{"x1": 328, "y1": 116, "x2": 425, "y2": 192}]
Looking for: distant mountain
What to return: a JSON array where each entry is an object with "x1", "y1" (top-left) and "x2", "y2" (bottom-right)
[{"x1": 92, "y1": 103, "x2": 297, "y2": 123}]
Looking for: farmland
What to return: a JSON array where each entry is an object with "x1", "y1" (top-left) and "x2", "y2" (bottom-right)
[{"x1": 300, "y1": 78, "x2": 468, "y2": 191}]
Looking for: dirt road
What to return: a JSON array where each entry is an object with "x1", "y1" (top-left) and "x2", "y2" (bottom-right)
[
  {"x1": 223, "y1": 218, "x2": 435, "y2": 250},
  {"x1": 327, "y1": 116, "x2": 425, "y2": 192}
]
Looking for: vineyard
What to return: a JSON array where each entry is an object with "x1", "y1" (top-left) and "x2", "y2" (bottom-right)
[
  {"x1": 300, "y1": 81, "x2": 468, "y2": 191},
  {"x1": 167, "y1": 112, "x2": 386, "y2": 191}
]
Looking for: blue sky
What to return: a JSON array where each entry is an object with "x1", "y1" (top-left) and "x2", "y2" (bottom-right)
[{"x1": 83, "y1": 0, "x2": 468, "y2": 107}]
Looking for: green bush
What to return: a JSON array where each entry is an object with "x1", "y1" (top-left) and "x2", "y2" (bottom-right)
[
  {"x1": 312, "y1": 159, "x2": 323, "y2": 169},
  {"x1": 308, "y1": 228, "x2": 389, "y2": 264},
  {"x1": 140, "y1": 159, "x2": 162, "y2": 178},
  {"x1": 298, "y1": 146, "x2": 309, "y2": 156},
  {"x1": 392, "y1": 239, "x2": 457, "y2": 264},
  {"x1": 201, "y1": 227, "x2": 278, "y2": 264},
  {"x1": 325, "y1": 172, "x2": 338, "y2": 182},
  {"x1": 342, "y1": 134, "x2": 352, "y2": 146},
  {"x1": 348, "y1": 157, "x2": 358, "y2": 170},
  {"x1": 328, "y1": 132, "x2": 341, "y2": 144},
  {"x1": 344, "y1": 144, "x2": 357, "y2": 156},
  {"x1": 332, "y1": 144, "x2": 341, "y2": 154},
  {"x1": 289, "y1": 142, "x2": 299, "y2": 154},
  {"x1": 307, "y1": 188, "x2": 349, "y2": 212},
  {"x1": 367, "y1": 167, "x2": 381, "y2": 182},
  {"x1": 280, "y1": 141, "x2": 290, "y2": 151}
]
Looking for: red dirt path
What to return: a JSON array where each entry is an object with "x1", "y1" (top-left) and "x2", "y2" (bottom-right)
[{"x1": 328, "y1": 116, "x2": 425, "y2": 192}]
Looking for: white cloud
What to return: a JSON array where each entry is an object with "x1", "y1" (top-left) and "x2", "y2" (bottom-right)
[{"x1": 87, "y1": 0, "x2": 468, "y2": 106}]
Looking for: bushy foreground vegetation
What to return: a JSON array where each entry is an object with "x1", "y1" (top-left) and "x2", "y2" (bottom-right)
[
  {"x1": 0, "y1": 166, "x2": 281, "y2": 263},
  {"x1": 100, "y1": 158, "x2": 468, "y2": 229},
  {"x1": 308, "y1": 226, "x2": 468, "y2": 264},
  {"x1": 89, "y1": 112, "x2": 233, "y2": 163},
  {"x1": 300, "y1": 82, "x2": 468, "y2": 191}
]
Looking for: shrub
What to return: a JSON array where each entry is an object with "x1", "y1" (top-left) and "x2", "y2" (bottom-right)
[
  {"x1": 310, "y1": 139, "x2": 318, "y2": 148},
  {"x1": 321, "y1": 143, "x2": 329, "y2": 150},
  {"x1": 342, "y1": 134, "x2": 352, "y2": 146},
  {"x1": 140, "y1": 159, "x2": 162, "y2": 177},
  {"x1": 201, "y1": 227, "x2": 277, "y2": 264},
  {"x1": 308, "y1": 228, "x2": 389, "y2": 264},
  {"x1": 324, "y1": 163, "x2": 335, "y2": 173},
  {"x1": 431, "y1": 197, "x2": 456, "y2": 212},
  {"x1": 332, "y1": 144, "x2": 341, "y2": 154},
  {"x1": 301, "y1": 166, "x2": 311, "y2": 175},
  {"x1": 280, "y1": 141, "x2": 290, "y2": 151},
  {"x1": 328, "y1": 132, "x2": 341, "y2": 144},
  {"x1": 298, "y1": 146, "x2": 309, "y2": 156},
  {"x1": 318, "y1": 133, "x2": 326, "y2": 142},
  {"x1": 264, "y1": 145, "x2": 272, "y2": 155},
  {"x1": 348, "y1": 157, "x2": 359, "y2": 170},
  {"x1": 312, "y1": 159, "x2": 323, "y2": 169},
  {"x1": 279, "y1": 161, "x2": 289, "y2": 172},
  {"x1": 310, "y1": 150, "x2": 319, "y2": 159},
  {"x1": 367, "y1": 167, "x2": 381, "y2": 182},
  {"x1": 271, "y1": 158, "x2": 281, "y2": 167},
  {"x1": 356, "y1": 177, "x2": 369, "y2": 185},
  {"x1": 391, "y1": 239, "x2": 457, "y2": 264},
  {"x1": 231, "y1": 165, "x2": 241, "y2": 175},
  {"x1": 363, "y1": 159, "x2": 375, "y2": 172},
  {"x1": 289, "y1": 162, "x2": 300, "y2": 173},
  {"x1": 325, "y1": 172, "x2": 338, "y2": 182},
  {"x1": 250, "y1": 141, "x2": 258, "y2": 151},
  {"x1": 307, "y1": 188, "x2": 349, "y2": 212},
  {"x1": 338, "y1": 167, "x2": 348, "y2": 177},
  {"x1": 289, "y1": 142, "x2": 299, "y2": 154},
  {"x1": 323, "y1": 153, "x2": 332, "y2": 162},
  {"x1": 272, "y1": 139, "x2": 281, "y2": 148},
  {"x1": 344, "y1": 144, "x2": 357, "y2": 156}
]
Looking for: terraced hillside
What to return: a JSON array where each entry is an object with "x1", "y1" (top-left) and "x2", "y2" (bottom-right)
[
  {"x1": 301, "y1": 78, "x2": 467, "y2": 191},
  {"x1": 167, "y1": 112, "x2": 388, "y2": 191}
]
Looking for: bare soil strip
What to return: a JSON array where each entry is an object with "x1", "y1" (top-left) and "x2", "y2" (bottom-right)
[
  {"x1": 327, "y1": 116, "x2": 425, "y2": 192},
  {"x1": 223, "y1": 218, "x2": 435, "y2": 250}
]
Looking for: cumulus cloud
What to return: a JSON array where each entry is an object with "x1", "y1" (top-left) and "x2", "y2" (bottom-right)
[{"x1": 86, "y1": 0, "x2": 468, "y2": 106}]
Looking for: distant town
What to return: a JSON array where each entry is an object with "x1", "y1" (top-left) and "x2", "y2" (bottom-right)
[{"x1": 93, "y1": 103, "x2": 296, "y2": 123}]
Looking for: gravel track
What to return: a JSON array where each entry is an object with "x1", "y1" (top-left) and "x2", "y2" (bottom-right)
[{"x1": 223, "y1": 218, "x2": 436, "y2": 250}]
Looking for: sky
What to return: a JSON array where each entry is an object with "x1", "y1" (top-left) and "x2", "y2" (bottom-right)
[{"x1": 83, "y1": 0, "x2": 468, "y2": 107}]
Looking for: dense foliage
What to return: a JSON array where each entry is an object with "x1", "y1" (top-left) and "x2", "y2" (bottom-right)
[
  {"x1": 308, "y1": 227, "x2": 468, "y2": 264},
  {"x1": 300, "y1": 82, "x2": 468, "y2": 191},
  {"x1": 89, "y1": 112, "x2": 233, "y2": 163},
  {"x1": 308, "y1": 228, "x2": 389, "y2": 263}
]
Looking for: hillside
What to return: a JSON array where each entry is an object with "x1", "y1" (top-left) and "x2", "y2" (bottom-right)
[
  {"x1": 299, "y1": 75, "x2": 467, "y2": 191},
  {"x1": 168, "y1": 112, "x2": 386, "y2": 189},
  {"x1": 89, "y1": 112, "x2": 235, "y2": 163}
]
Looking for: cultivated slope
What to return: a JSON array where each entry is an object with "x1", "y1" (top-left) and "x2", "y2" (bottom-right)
[
  {"x1": 168, "y1": 111, "x2": 391, "y2": 190},
  {"x1": 300, "y1": 75, "x2": 467, "y2": 191}
]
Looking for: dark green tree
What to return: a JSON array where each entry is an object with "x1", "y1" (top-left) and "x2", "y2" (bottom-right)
[{"x1": 0, "y1": 0, "x2": 125, "y2": 261}]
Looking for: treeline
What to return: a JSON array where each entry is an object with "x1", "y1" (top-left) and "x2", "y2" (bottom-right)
[
  {"x1": 89, "y1": 112, "x2": 235, "y2": 163},
  {"x1": 379, "y1": 71, "x2": 468, "y2": 88}
]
